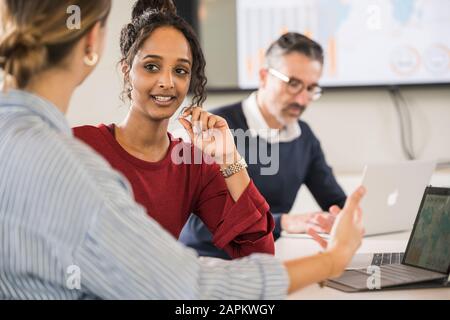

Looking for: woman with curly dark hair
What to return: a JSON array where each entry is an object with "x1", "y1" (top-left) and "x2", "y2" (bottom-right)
[{"x1": 73, "y1": 0, "x2": 276, "y2": 259}]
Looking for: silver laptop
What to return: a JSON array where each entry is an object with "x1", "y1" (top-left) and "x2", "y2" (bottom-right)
[
  {"x1": 327, "y1": 186, "x2": 450, "y2": 292},
  {"x1": 360, "y1": 160, "x2": 435, "y2": 236},
  {"x1": 347, "y1": 161, "x2": 436, "y2": 269},
  {"x1": 282, "y1": 161, "x2": 435, "y2": 244}
]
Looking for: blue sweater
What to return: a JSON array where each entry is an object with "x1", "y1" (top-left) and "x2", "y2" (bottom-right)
[{"x1": 179, "y1": 101, "x2": 346, "y2": 259}]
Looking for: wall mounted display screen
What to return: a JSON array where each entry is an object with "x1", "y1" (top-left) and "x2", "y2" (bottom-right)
[{"x1": 199, "y1": 0, "x2": 450, "y2": 89}]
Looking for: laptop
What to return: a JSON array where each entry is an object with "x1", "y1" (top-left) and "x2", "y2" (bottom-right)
[
  {"x1": 282, "y1": 160, "x2": 435, "y2": 244},
  {"x1": 359, "y1": 160, "x2": 435, "y2": 236},
  {"x1": 346, "y1": 160, "x2": 435, "y2": 269},
  {"x1": 327, "y1": 186, "x2": 450, "y2": 292}
]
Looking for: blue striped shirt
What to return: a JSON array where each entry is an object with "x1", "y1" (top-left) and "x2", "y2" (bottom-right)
[{"x1": 0, "y1": 90, "x2": 288, "y2": 300}]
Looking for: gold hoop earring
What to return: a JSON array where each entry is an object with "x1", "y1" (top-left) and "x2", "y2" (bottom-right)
[{"x1": 83, "y1": 52, "x2": 99, "y2": 67}]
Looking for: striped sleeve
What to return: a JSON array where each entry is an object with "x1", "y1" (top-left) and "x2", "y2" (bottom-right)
[
  {"x1": 74, "y1": 196, "x2": 288, "y2": 299},
  {"x1": 66, "y1": 138, "x2": 290, "y2": 300},
  {"x1": 0, "y1": 101, "x2": 289, "y2": 299}
]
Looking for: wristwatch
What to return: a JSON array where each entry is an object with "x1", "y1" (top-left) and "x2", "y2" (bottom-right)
[{"x1": 220, "y1": 157, "x2": 248, "y2": 178}]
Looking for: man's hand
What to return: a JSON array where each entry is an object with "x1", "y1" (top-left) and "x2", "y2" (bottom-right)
[{"x1": 281, "y1": 207, "x2": 340, "y2": 234}]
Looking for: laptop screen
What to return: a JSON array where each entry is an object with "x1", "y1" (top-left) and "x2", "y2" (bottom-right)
[{"x1": 403, "y1": 187, "x2": 450, "y2": 274}]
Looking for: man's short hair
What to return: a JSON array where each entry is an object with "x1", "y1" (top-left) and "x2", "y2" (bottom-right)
[{"x1": 265, "y1": 32, "x2": 324, "y2": 67}]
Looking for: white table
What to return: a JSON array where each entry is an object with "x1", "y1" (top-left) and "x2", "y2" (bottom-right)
[{"x1": 275, "y1": 232, "x2": 450, "y2": 300}]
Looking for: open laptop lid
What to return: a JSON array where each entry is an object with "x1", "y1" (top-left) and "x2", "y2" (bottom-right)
[
  {"x1": 402, "y1": 186, "x2": 450, "y2": 275},
  {"x1": 359, "y1": 160, "x2": 436, "y2": 236}
]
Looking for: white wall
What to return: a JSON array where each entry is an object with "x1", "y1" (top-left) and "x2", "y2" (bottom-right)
[
  {"x1": 67, "y1": 0, "x2": 133, "y2": 127},
  {"x1": 67, "y1": 1, "x2": 450, "y2": 213}
]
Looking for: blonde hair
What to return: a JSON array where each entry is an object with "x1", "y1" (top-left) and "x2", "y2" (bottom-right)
[{"x1": 0, "y1": 0, "x2": 111, "y2": 89}]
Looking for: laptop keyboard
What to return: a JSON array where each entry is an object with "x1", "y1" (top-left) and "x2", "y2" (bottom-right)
[{"x1": 371, "y1": 252, "x2": 404, "y2": 266}]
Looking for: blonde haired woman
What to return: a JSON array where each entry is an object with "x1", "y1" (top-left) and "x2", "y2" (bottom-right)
[{"x1": 0, "y1": 0, "x2": 365, "y2": 299}]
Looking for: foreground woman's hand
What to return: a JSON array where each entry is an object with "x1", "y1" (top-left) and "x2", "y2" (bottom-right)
[
  {"x1": 308, "y1": 186, "x2": 366, "y2": 278},
  {"x1": 284, "y1": 186, "x2": 366, "y2": 293}
]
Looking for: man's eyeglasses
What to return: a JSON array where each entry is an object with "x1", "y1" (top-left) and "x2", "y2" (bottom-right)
[{"x1": 268, "y1": 68, "x2": 323, "y2": 101}]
